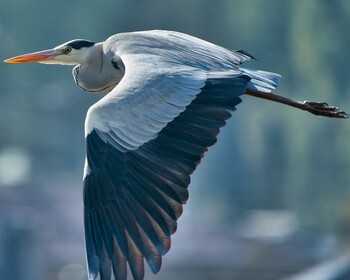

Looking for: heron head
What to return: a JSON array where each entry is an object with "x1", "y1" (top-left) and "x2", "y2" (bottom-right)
[{"x1": 4, "y1": 39, "x2": 96, "y2": 65}]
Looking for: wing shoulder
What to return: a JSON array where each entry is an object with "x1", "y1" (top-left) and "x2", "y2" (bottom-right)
[{"x1": 105, "y1": 30, "x2": 252, "y2": 68}]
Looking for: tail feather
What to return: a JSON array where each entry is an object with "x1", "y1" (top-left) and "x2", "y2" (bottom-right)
[{"x1": 242, "y1": 68, "x2": 281, "y2": 93}]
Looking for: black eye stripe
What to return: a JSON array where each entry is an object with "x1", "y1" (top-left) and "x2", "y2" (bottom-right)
[{"x1": 66, "y1": 40, "x2": 95, "y2": 50}]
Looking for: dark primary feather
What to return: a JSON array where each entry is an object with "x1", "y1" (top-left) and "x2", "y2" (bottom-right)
[{"x1": 83, "y1": 75, "x2": 250, "y2": 280}]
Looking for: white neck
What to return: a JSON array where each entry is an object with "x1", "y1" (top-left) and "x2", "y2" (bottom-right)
[{"x1": 73, "y1": 43, "x2": 124, "y2": 92}]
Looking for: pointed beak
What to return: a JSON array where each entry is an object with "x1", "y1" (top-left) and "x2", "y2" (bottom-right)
[{"x1": 4, "y1": 49, "x2": 59, "y2": 63}]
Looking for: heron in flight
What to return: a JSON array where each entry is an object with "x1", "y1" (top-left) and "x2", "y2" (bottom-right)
[{"x1": 4, "y1": 30, "x2": 347, "y2": 280}]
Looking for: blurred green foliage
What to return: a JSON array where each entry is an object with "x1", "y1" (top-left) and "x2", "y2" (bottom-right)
[{"x1": 1, "y1": 0, "x2": 350, "y2": 236}]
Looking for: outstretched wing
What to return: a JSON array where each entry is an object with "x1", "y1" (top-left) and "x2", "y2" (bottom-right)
[{"x1": 83, "y1": 30, "x2": 279, "y2": 280}]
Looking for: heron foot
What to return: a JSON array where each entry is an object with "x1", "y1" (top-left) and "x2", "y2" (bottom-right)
[{"x1": 302, "y1": 101, "x2": 349, "y2": 119}]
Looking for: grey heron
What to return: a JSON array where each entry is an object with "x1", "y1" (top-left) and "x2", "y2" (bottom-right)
[{"x1": 4, "y1": 30, "x2": 348, "y2": 280}]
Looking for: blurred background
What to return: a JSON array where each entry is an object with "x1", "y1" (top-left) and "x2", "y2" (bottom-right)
[{"x1": 1, "y1": 0, "x2": 350, "y2": 279}]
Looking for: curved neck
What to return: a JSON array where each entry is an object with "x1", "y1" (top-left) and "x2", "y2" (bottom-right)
[{"x1": 73, "y1": 43, "x2": 124, "y2": 92}]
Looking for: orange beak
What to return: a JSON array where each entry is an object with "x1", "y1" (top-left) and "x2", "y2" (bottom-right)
[{"x1": 4, "y1": 49, "x2": 57, "y2": 63}]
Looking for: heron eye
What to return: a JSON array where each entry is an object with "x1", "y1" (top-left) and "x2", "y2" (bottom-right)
[{"x1": 64, "y1": 47, "x2": 72, "y2": 54}]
